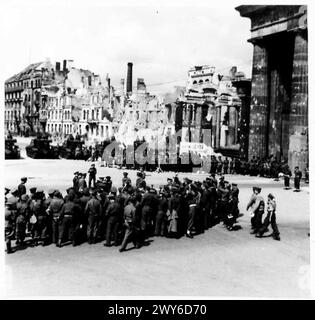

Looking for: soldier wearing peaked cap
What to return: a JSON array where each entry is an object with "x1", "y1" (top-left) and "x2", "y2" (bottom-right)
[{"x1": 18, "y1": 177, "x2": 27, "y2": 199}]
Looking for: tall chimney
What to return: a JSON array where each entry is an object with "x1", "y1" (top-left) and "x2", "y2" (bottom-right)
[
  {"x1": 56, "y1": 62, "x2": 60, "y2": 72},
  {"x1": 63, "y1": 60, "x2": 67, "y2": 72},
  {"x1": 126, "y1": 62, "x2": 133, "y2": 93}
]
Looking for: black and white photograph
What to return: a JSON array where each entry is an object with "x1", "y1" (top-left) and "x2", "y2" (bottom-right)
[{"x1": 0, "y1": 0, "x2": 313, "y2": 301}]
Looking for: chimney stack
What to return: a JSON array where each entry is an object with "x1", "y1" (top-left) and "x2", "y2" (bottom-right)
[
  {"x1": 126, "y1": 62, "x2": 133, "y2": 93},
  {"x1": 63, "y1": 60, "x2": 67, "y2": 72},
  {"x1": 56, "y1": 62, "x2": 60, "y2": 72}
]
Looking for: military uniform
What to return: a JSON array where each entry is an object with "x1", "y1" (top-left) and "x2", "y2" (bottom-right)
[
  {"x1": 48, "y1": 193, "x2": 65, "y2": 244},
  {"x1": 58, "y1": 197, "x2": 81, "y2": 246},
  {"x1": 5, "y1": 203, "x2": 16, "y2": 254},
  {"x1": 85, "y1": 194, "x2": 102, "y2": 244},
  {"x1": 256, "y1": 194, "x2": 280, "y2": 240},
  {"x1": 120, "y1": 201, "x2": 137, "y2": 251},
  {"x1": 294, "y1": 167, "x2": 302, "y2": 191},
  {"x1": 104, "y1": 197, "x2": 122, "y2": 246}
]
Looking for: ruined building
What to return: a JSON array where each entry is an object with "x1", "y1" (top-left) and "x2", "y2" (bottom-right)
[
  {"x1": 114, "y1": 63, "x2": 172, "y2": 147},
  {"x1": 43, "y1": 60, "x2": 115, "y2": 144},
  {"x1": 4, "y1": 59, "x2": 55, "y2": 135},
  {"x1": 175, "y1": 65, "x2": 251, "y2": 158},
  {"x1": 236, "y1": 5, "x2": 308, "y2": 171}
]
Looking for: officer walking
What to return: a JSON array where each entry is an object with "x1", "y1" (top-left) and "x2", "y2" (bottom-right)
[
  {"x1": 18, "y1": 177, "x2": 27, "y2": 199},
  {"x1": 256, "y1": 193, "x2": 280, "y2": 241}
]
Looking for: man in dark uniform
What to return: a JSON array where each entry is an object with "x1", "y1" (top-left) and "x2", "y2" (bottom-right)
[
  {"x1": 103, "y1": 176, "x2": 113, "y2": 194},
  {"x1": 78, "y1": 173, "x2": 87, "y2": 193},
  {"x1": 31, "y1": 190, "x2": 49, "y2": 246},
  {"x1": 122, "y1": 172, "x2": 131, "y2": 188},
  {"x1": 85, "y1": 189, "x2": 102, "y2": 244},
  {"x1": 88, "y1": 164, "x2": 97, "y2": 188},
  {"x1": 5, "y1": 200, "x2": 16, "y2": 254},
  {"x1": 58, "y1": 192, "x2": 82, "y2": 246},
  {"x1": 154, "y1": 190, "x2": 168, "y2": 236},
  {"x1": 223, "y1": 158, "x2": 229, "y2": 175},
  {"x1": 18, "y1": 177, "x2": 27, "y2": 199},
  {"x1": 73, "y1": 172, "x2": 80, "y2": 193},
  {"x1": 294, "y1": 166, "x2": 302, "y2": 192},
  {"x1": 47, "y1": 190, "x2": 65, "y2": 245},
  {"x1": 256, "y1": 193, "x2": 280, "y2": 240},
  {"x1": 104, "y1": 194, "x2": 122, "y2": 247},
  {"x1": 120, "y1": 196, "x2": 137, "y2": 252}
]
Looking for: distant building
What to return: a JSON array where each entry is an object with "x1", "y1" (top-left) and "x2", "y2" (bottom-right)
[
  {"x1": 4, "y1": 59, "x2": 55, "y2": 135},
  {"x1": 44, "y1": 60, "x2": 115, "y2": 144},
  {"x1": 236, "y1": 5, "x2": 308, "y2": 170},
  {"x1": 175, "y1": 65, "x2": 251, "y2": 158}
]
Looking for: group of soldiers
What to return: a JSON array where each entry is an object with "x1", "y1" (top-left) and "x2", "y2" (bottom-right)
[
  {"x1": 210, "y1": 155, "x2": 308, "y2": 183},
  {"x1": 5, "y1": 170, "x2": 241, "y2": 254}
]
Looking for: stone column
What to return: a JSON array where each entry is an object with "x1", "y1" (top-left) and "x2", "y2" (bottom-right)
[
  {"x1": 215, "y1": 105, "x2": 221, "y2": 149},
  {"x1": 288, "y1": 29, "x2": 308, "y2": 172},
  {"x1": 248, "y1": 43, "x2": 269, "y2": 160},
  {"x1": 227, "y1": 106, "x2": 237, "y2": 146}
]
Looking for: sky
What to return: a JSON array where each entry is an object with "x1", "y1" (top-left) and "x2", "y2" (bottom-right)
[{"x1": 1, "y1": 0, "x2": 253, "y2": 94}]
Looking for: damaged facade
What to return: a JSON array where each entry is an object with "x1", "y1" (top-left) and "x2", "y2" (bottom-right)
[
  {"x1": 236, "y1": 5, "x2": 308, "y2": 171},
  {"x1": 175, "y1": 65, "x2": 251, "y2": 158},
  {"x1": 113, "y1": 63, "x2": 173, "y2": 148},
  {"x1": 4, "y1": 60, "x2": 55, "y2": 135},
  {"x1": 44, "y1": 60, "x2": 115, "y2": 144}
]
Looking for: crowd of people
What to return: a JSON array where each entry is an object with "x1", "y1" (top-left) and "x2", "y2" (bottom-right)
[{"x1": 5, "y1": 170, "x2": 243, "y2": 254}]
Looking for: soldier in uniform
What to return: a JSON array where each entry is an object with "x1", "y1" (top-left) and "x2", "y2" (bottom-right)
[
  {"x1": 256, "y1": 193, "x2": 280, "y2": 241},
  {"x1": 293, "y1": 166, "x2": 302, "y2": 192},
  {"x1": 31, "y1": 190, "x2": 49, "y2": 246},
  {"x1": 122, "y1": 172, "x2": 131, "y2": 188},
  {"x1": 15, "y1": 194, "x2": 29, "y2": 246},
  {"x1": 104, "y1": 194, "x2": 122, "y2": 247},
  {"x1": 58, "y1": 192, "x2": 82, "y2": 247},
  {"x1": 78, "y1": 173, "x2": 87, "y2": 193},
  {"x1": 104, "y1": 176, "x2": 113, "y2": 194},
  {"x1": 73, "y1": 172, "x2": 80, "y2": 193},
  {"x1": 18, "y1": 177, "x2": 27, "y2": 199},
  {"x1": 47, "y1": 190, "x2": 65, "y2": 245},
  {"x1": 5, "y1": 200, "x2": 16, "y2": 254},
  {"x1": 88, "y1": 164, "x2": 97, "y2": 188},
  {"x1": 282, "y1": 162, "x2": 292, "y2": 189},
  {"x1": 154, "y1": 189, "x2": 168, "y2": 236},
  {"x1": 223, "y1": 158, "x2": 229, "y2": 175},
  {"x1": 119, "y1": 196, "x2": 137, "y2": 252},
  {"x1": 246, "y1": 187, "x2": 265, "y2": 234},
  {"x1": 85, "y1": 189, "x2": 102, "y2": 244}
]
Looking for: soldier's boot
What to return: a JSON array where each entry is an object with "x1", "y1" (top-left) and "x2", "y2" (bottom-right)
[
  {"x1": 6, "y1": 240, "x2": 13, "y2": 254},
  {"x1": 272, "y1": 233, "x2": 280, "y2": 241}
]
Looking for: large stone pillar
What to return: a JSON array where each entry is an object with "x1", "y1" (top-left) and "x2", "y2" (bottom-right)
[
  {"x1": 288, "y1": 30, "x2": 308, "y2": 171},
  {"x1": 227, "y1": 106, "x2": 237, "y2": 146},
  {"x1": 248, "y1": 43, "x2": 269, "y2": 160}
]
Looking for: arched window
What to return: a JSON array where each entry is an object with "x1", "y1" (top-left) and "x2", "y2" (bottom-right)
[
  {"x1": 83, "y1": 110, "x2": 86, "y2": 120},
  {"x1": 193, "y1": 80, "x2": 197, "y2": 85},
  {"x1": 199, "y1": 79, "x2": 203, "y2": 84}
]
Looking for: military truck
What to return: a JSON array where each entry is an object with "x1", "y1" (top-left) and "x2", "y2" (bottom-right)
[
  {"x1": 5, "y1": 138, "x2": 20, "y2": 159},
  {"x1": 59, "y1": 139, "x2": 84, "y2": 159},
  {"x1": 26, "y1": 137, "x2": 59, "y2": 159}
]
